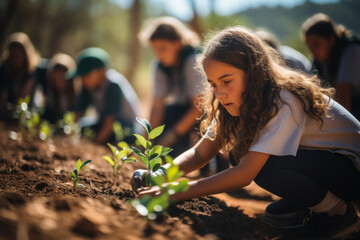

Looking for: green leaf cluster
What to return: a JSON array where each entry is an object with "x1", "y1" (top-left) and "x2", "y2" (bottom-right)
[
  {"x1": 102, "y1": 142, "x2": 137, "y2": 177},
  {"x1": 129, "y1": 117, "x2": 189, "y2": 220},
  {"x1": 71, "y1": 159, "x2": 92, "y2": 188},
  {"x1": 16, "y1": 96, "x2": 40, "y2": 138},
  {"x1": 113, "y1": 121, "x2": 132, "y2": 142},
  {"x1": 39, "y1": 120, "x2": 52, "y2": 141}
]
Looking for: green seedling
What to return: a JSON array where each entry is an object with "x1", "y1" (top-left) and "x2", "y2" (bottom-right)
[
  {"x1": 63, "y1": 111, "x2": 80, "y2": 136},
  {"x1": 71, "y1": 159, "x2": 92, "y2": 188},
  {"x1": 84, "y1": 127, "x2": 96, "y2": 140},
  {"x1": 103, "y1": 142, "x2": 137, "y2": 178},
  {"x1": 113, "y1": 121, "x2": 132, "y2": 142},
  {"x1": 39, "y1": 120, "x2": 52, "y2": 141},
  {"x1": 130, "y1": 117, "x2": 173, "y2": 187},
  {"x1": 15, "y1": 96, "x2": 40, "y2": 139},
  {"x1": 130, "y1": 117, "x2": 189, "y2": 219},
  {"x1": 130, "y1": 156, "x2": 189, "y2": 220}
]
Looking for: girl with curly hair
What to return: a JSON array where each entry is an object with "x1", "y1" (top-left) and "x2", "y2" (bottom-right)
[{"x1": 135, "y1": 26, "x2": 360, "y2": 238}]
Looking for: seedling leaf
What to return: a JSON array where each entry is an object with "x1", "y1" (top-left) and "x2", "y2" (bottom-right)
[
  {"x1": 133, "y1": 134, "x2": 147, "y2": 149},
  {"x1": 149, "y1": 145, "x2": 162, "y2": 157},
  {"x1": 76, "y1": 159, "x2": 82, "y2": 171},
  {"x1": 81, "y1": 159, "x2": 92, "y2": 169},
  {"x1": 118, "y1": 141, "x2": 130, "y2": 151},
  {"x1": 130, "y1": 146, "x2": 145, "y2": 157},
  {"x1": 160, "y1": 147, "x2": 173, "y2": 156},
  {"x1": 123, "y1": 157, "x2": 138, "y2": 163},
  {"x1": 103, "y1": 156, "x2": 115, "y2": 166},
  {"x1": 150, "y1": 158, "x2": 162, "y2": 171},
  {"x1": 107, "y1": 143, "x2": 119, "y2": 156},
  {"x1": 149, "y1": 125, "x2": 165, "y2": 139},
  {"x1": 136, "y1": 117, "x2": 152, "y2": 133}
]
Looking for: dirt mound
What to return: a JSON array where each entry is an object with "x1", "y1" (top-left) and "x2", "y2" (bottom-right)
[{"x1": 0, "y1": 124, "x2": 359, "y2": 240}]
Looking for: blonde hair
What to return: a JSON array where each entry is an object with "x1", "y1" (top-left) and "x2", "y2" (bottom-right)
[
  {"x1": 198, "y1": 26, "x2": 334, "y2": 165},
  {"x1": 139, "y1": 16, "x2": 200, "y2": 47},
  {"x1": 2, "y1": 32, "x2": 40, "y2": 73}
]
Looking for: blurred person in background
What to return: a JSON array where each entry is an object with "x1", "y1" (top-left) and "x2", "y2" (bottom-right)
[
  {"x1": 72, "y1": 47, "x2": 140, "y2": 145},
  {"x1": 0, "y1": 32, "x2": 43, "y2": 121},
  {"x1": 139, "y1": 16, "x2": 203, "y2": 157},
  {"x1": 303, "y1": 13, "x2": 360, "y2": 120},
  {"x1": 41, "y1": 53, "x2": 77, "y2": 123},
  {"x1": 255, "y1": 29, "x2": 311, "y2": 73},
  {"x1": 140, "y1": 16, "x2": 229, "y2": 175}
]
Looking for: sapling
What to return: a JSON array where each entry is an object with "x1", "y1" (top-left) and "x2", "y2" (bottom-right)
[
  {"x1": 71, "y1": 159, "x2": 92, "y2": 188},
  {"x1": 113, "y1": 121, "x2": 132, "y2": 142},
  {"x1": 62, "y1": 111, "x2": 80, "y2": 143},
  {"x1": 15, "y1": 96, "x2": 40, "y2": 139},
  {"x1": 130, "y1": 117, "x2": 173, "y2": 187},
  {"x1": 130, "y1": 156, "x2": 189, "y2": 220},
  {"x1": 102, "y1": 142, "x2": 137, "y2": 178},
  {"x1": 39, "y1": 120, "x2": 52, "y2": 141},
  {"x1": 130, "y1": 117, "x2": 189, "y2": 219}
]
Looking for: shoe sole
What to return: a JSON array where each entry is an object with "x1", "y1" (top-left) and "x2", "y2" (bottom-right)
[{"x1": 332, "y1": 217, "x2": 360, "y2": 239}]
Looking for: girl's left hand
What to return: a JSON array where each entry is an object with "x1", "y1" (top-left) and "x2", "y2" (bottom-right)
[{"x1": 136, "y1": 186, "x2": 162, "y2": 198}]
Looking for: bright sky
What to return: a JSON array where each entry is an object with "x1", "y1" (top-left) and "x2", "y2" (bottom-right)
[{"x1": 112, "y1": 0, "x2": 340, "y2": 20}]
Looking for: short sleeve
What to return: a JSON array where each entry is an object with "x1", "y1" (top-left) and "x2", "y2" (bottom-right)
[
  {"x1": 337, "y1": 44, "x2": 360, "y2": 89},
  {"x1": 104, "y1": 83, "x2": 122, "y2": 116},
  {"x1": 74, "y1": 88, "x2": 91, "y2": 112},
  {"x1": 184, "y1": 54, "x2": 204, "y2": 98},
  {"x1": 249, "y1": 91, "x2": 307, "y2": 156},
  {"x1": 152, "y1": 61, "x2": 168, "y2": 99}
]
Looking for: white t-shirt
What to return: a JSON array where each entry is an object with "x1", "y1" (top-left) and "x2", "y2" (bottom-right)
[
  {"x1": 152, "y1": 54, "x2": 203, "y2": 105},
  {"x1": 207, "y1": 90, "x2": 360, "y2": 171}
]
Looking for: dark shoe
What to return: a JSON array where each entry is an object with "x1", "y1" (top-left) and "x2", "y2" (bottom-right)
[
  {"x1": 311, "y1": 202, "x2": 360, "y2": 239},
  {"x1": 264, "y1": 199, "x2": 312, "y2": 229}
]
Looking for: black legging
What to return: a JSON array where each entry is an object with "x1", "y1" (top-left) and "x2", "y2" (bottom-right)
[{"x1": 254, "y1": 149, "x2": 360, "y2": 207}]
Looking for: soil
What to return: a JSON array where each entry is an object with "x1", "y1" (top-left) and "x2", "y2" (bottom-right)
[{"x1": 1, "y1": 122, "x2": 359, "y2": 240}]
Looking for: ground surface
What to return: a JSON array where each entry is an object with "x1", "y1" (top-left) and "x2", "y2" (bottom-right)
[{"x1": 0, "y1": 122, "x2": 359, "y2": 240}]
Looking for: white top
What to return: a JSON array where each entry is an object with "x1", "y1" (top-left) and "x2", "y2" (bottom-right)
[
  {"x1": 152, "y1": 54, "x2": 203, "y2": 105},
  {"x1": 206, "y1": 90, "x2": 360, "y2": 171}
]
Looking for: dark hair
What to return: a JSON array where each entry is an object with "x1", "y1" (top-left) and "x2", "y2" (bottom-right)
[
  {"x1": 198, "y1": 26, "x2": 334, "y2": 165},
  {"x1": 302, "y1": 13, "x2": 350, "y2": 40},
  {"x1": 302, "y1": 13, "x2": 352, "y2": 85},
  {"x1": 139, "y1": 17, "x2": 200, "y2": 47}
]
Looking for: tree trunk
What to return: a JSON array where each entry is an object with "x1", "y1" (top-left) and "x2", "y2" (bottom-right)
[{"x1": 125, "y1": 0, "x2": 141, "y2": 84}]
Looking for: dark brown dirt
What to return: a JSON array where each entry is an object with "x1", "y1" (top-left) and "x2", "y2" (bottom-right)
[{"x1": 0, "y1": 122, "x2": 359, "y2": 240}]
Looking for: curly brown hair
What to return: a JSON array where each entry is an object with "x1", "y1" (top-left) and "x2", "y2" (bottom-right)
[{"x1": 197, "y1": 26, "x2": 334, "y2": 166}]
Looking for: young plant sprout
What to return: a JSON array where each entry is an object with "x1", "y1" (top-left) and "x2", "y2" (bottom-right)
[
  {"x1": 71, "y1": 159, "x2": 92, "y2": 188},
  {"x1": 62, "y1": 111, "x2": 80, "y2": 143},
  {"x1": 16, "y1": 96, "x2": 40, "y2": 138},
  {"x1": 130, "y1": 117, "x2": 189, "y2": 219},
  {"x1": 39, "y1": 120, "x2": 52, "y2": 141},
  {"x1": 84, "y1": 127, "x2": 96, "y2": 141},
  {"x1": 103, "y1": 142, "x2": 137, "y2": 178},
  {"x1": 130, "y1": 117, "x2": 173, "y2": 187},
  {"x1": 131, "y1": 156, "x2": 189, "y2": 220},
  {"x1": 113, "y1": 121, "x2": 132, "y2": 142}
]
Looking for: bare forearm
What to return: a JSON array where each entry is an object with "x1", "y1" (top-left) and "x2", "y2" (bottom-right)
[
  {"x1": 174, "y1": 106, "x2": 200, "y2": 136},
  {"x1": 150, "y1": 100, "x2": 164, "y2": 128},
  {"x1": 95, "y1": 116, "x2": 114, "y2": 144}
]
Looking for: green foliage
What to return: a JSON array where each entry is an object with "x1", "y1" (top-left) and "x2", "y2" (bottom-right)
[
  {"x1": 102, "y1": 141, "x2": 137, "y2": 177},
  {"x1": 16, "y1": 96, "x2": 40, "y2": 138},
  {"x1": 59, "y1": 111, "x2": 80, "y2": 142},
  {"x1": 113, "y1": 121, "x2": 132, "y2": 142},
  {"x1": 39, "y1": 120, "x2": 52, "y2": 141},
  {"x1": 130, "y1": 117, "x2": 172, "y2": 186},
  {"x1": 130, "y1": 160, "x2": 189, "y2": 220},
  {"x1": 84, "y1": 127, "x2": 96, "y2": 141},
  {"x1": 71, "y1": 159, "x2": 92, "y2": 188},
  {"x1": 130, "y1": 117, "x2": 189, "y2": 220}
]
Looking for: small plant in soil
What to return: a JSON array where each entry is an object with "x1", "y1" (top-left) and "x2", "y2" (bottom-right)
[
  {"x1": 71, "y1": 159, "x2": 92, "y2": 188},
  {"x1": 60, "y1": 111, "x2": 80, "y2": 142},
  {"x1": 130, "y1": 117, "x2": 189, "y2": 219},
  {"x1": 113, "y1": 121, "x2": 132, "y2": 142},
  {"x1": 103, "y1": 142, "x2": 137, "y2": 179},
  {"x1": 15, "y1": 96, "x2": 40, "y2": 139},
  {"x1": 39, "y1": 120, "x2": 52, "y2": 141}
]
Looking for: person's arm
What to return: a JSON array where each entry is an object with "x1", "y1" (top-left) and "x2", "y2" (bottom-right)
[
  {"x1": 173, "y1": 136, "x2": 219, "y2": 174},
  {"x1": 138, "y1": 151, "x2": 270, "y2": 202},
  {"x1": 150, "y1": 97, "x2": 165, "y2": 129},
  {"x1": 335, "y1": 83, "x2": 351, "y2": 111},
  {"x1": 94, "y1": 115, "x2": 115, "y2": 144},
  {"x1": 173, "y1": 96, "x2": 201, "y2": 136}
]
